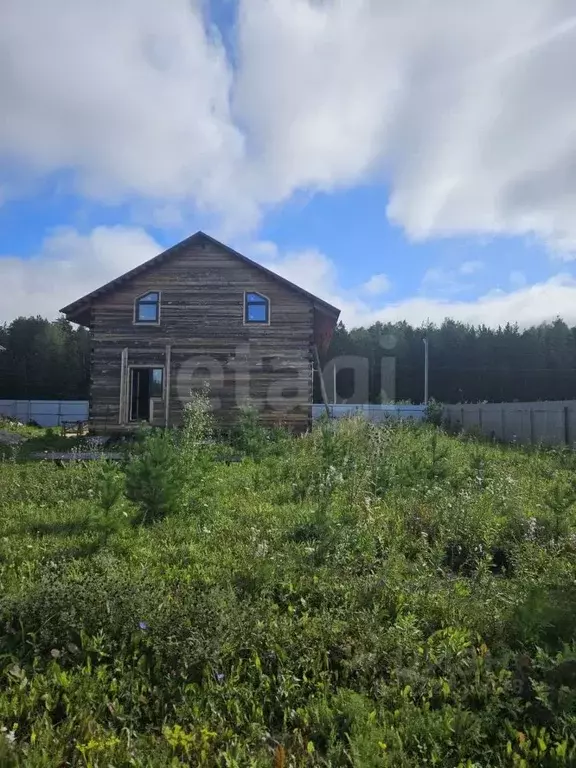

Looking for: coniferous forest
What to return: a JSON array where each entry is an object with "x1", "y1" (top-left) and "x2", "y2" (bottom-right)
[
  {"x1": 329, "y1": 318, "x2": 576, "y2": 403},
  {"x1": 0, "y1": 317, "x2": 90, "y2": 400},
  {"x1": 1, "y1": 315, "x2": 576, "y2": 403}
]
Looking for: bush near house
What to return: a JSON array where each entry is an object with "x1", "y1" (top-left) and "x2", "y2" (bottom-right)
[{"x1": 1, "y1": 415, "x2": 576, "y2": 766}]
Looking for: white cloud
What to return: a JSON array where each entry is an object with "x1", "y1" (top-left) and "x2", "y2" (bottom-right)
[
  {"x1": 510, "y1": 270, "x2": 528, "y2": 288},
  {"x1": 421, "y1": 263, "x2": 481, "y2": 297},
  {"x1": 248, "y1": 241, "x2": 576, "y2": 331},
  {"x1": 235, "y1": 0, "x2": 576, "y2": 250},
  {"x1": 253, "y1": 241, "x2": 352, "y2": 313},
  {"x1": 364, "y1": 275, "x2": 576, "y2": 329},
  {"x1": 421, "y1": 267, "x2": 458, "y2": 295},
  {"x1": 361, "y1": 274, "x2": 391, "y2": 296},
  {"x1": 459, "y1": 260, "x2": 484, "y2": 276},
  {"x1": 0, "y1": 0, "x2": 254, "y2": 229},
  {"x1": 420, "y1": 259, "x2": 484, "y2": 296},
  {"x1": 3, "y1": 0, "x2": 576, "y2": 250},
  {"x1": 3, "y1": 228, "x2": 576, "y2": 334},
  {"x1": 237, "y1": 238, "x2": 375, "y2": 322},
  {"x1": 0, "y1": 226, "x2": 161, "y2": 322}
]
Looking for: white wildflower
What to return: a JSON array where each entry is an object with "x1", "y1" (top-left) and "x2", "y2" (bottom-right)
[
  {"x1": 256, "y1": 541, "x2": 269, "y2": 557},
  {"x1": 525, "y1": 517, "x2": 537, "y2": 540},
  {"x1": 1, "y1": 726, "x2": 16, "y2": 746}
]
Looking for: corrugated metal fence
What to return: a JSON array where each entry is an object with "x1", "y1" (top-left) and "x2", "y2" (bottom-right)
[
  {"x1": 0, "y1": 400, "x2": 89, "y2": 428},
  {"x1": 312, "y1": 404, "x2": 427, "y2": 422},
  {"x1": 442, "y1": 401, "x2": 576, "y2": 446},
  {"x1": 8, "y1": 399, "x2": 573, "y2": 445},
  {"x1": 1, "y1": 400, "x2": 426, "y2": 429}
]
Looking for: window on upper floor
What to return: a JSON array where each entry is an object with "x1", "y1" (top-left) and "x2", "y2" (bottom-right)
[
  {"x1": 135, "y1": 291, "x2": 160, "y2": 324},
  {"x1": 245, "y1": 291, "x2": 269, "y2": 324}
]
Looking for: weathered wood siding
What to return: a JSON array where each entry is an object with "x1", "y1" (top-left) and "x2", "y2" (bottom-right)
[{"x1": 89, "y1": 239, "x2": 314, "y2": 431}]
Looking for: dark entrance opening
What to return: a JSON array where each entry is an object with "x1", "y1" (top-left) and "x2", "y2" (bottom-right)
[{"x1": 130, "y1": 368, "x2": 163, "y2": 421}]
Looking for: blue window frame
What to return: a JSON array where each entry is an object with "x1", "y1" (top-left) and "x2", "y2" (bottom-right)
[
  {"x1": 245, "y1": 292, "x2": 269, "y2": 324},
  {"x1": 135, "y1": 291, "x2": 160, "y2": 324}
]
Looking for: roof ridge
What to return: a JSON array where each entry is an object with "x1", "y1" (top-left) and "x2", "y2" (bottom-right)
[{"x1": 60, "y1": 231, "x2": 340, "y2": 320}]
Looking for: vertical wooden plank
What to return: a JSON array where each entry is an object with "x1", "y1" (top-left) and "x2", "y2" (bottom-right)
[
  {"x1": 165, "y1": 344, "x2": 172, "y2": 427},
  {"x1": 529, "y1": 407, "x2": 535, "y2": 445},
  {"x1": 313, "y1": 344, "x2": 330, "y2": 417},
  {"x1": 564, "y1": 406, "x2": 570, "y2": 446},
  {"x1": 119, "y1": 348, "x2": 128, "y2": 424},
  {"x1": 501, "y1": 407, "x2": 506, "y2": 441}
]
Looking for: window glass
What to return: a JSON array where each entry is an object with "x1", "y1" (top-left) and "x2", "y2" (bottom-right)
[
  {"x1": 150, "y1": 368, "x2": 163, "y2": 398},
  {"x1": 245, "y1": 292, "x2": 269, "y2": 323},
  {"x1": 247, "y1": 303, "x2": 268, "y2": 322},
  {"x1": 137, "y1": 302, "x2": 158, "y2": 322}
]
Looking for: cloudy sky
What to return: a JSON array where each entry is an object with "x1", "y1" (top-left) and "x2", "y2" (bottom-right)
[{"x1": 2, "y1": 0, "x2": 576, "y2": 328}]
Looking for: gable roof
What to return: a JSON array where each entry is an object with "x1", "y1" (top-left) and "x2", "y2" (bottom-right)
[{"x1": 60, "y1": 230, "x2": 340, "y2": 326}]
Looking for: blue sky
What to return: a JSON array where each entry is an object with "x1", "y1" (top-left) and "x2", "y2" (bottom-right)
[{"x1": 2, "y1": 0, "x2": 576, "y2": 328}]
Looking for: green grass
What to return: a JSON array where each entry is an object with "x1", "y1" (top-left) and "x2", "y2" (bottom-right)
[
  {"x1": 0, "y1": 417, "x2": 49, "y2": 439},
  {"x1": 1, "y1": 416, "x2": 576, "y2": 766},
  {"x1": 0, "y1": 417, "x2": 74, "y2": 452},
  {"x1": 0, "y1": 417, "x2": 132, "y2": 460}
]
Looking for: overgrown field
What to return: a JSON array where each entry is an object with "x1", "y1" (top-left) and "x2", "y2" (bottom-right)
[{"x1": 1, "y1": 411, "x2": 576, "y2": 766}]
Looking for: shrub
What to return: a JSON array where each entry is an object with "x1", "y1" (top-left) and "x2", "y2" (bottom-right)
[
  {"x1": 424, "y1": 398, "x2": 444, "y2": 426},
  {"x1": 181, "y1": 385, "x2": 214, "y2": 457},
  {"x1": 98, "y1": 472, "x2": 124, "y2": 520},
  {"x1": 230, "y1": 404, "x2": 273, "y2": 459},
  {"x1": 125, "y1": 430, "x2": 185, "y2": 524}
]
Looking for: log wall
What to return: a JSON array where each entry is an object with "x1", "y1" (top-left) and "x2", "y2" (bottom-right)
[{"x1": 89, "y1": 239, "x2": 314, "y2": 431}]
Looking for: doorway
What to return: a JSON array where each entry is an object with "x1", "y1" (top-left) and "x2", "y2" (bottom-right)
[{"x1": 130, "y1": 367, "x2": 164, "y2": 421}]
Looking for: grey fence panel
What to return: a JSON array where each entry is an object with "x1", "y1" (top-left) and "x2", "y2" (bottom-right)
[
  {"x1": 0, "y1": 400, "x2": 89, "y2": 428},
  {"x1": 312, "y1": 404, "x2": 426, "y2": 422},
  {"x1": 443, "y1": 400, "x2": 576, "y2": 446}
]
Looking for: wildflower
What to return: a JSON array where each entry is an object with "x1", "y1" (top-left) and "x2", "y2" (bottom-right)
[
  {"x1": 256, "y1": 541, "x2": 269, "y2": 557},
  {"x1": 138, "y1": 621, "x2": 149, "y2": 631},
  {"x1": 215, "y1": 672, "x2": 225, "y2": 683},
  {"x1": 0, "y1": 727, "x2": 16, "y2": 745},
  {"x1": 525, "y1": 517, "x2": 537, "y2": 540}
]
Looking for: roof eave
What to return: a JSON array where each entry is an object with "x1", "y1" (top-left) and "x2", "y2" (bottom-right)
[
  {"x1": 60, "y1": 302, "x2": 91, "y2": 327},
  {"x1": 60, "y1": 230, "x2": 341, "y2": 321}
]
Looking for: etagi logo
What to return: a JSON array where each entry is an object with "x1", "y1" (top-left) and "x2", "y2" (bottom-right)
[{"x1": 172, "y1": 335, "x2": 399, "y2": 411}]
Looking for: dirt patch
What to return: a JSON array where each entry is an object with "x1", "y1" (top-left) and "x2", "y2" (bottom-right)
[{"x1": 0, "y1": 430, "x2": 28, "y2": 446}]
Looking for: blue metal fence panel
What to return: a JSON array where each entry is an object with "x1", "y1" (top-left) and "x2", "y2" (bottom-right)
[
  {"x1": 1, "y1": 400, "x2": 425, "y2": 429},
  {"x1": 312, "y1": 404, "x2": 426, "y2": 422},
  {"x1": 0, "y1": 400, "x2": 89, "y2": 428}
]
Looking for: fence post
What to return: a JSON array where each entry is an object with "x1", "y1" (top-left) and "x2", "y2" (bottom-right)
[
  {"x1": 57, "y1": 401, "x2": 62, "y2": 428},
  {"x1": 501, "y1": 407, "x2": 506, "y2": 441},
  {"x1": 478, "y1": 406, "x2": 483, "y2": 433},
  {"x1": 564, "y1": 406, "x2": 570, "y2": 446},
  {"x1": 529, "y1": 408, "x2": 535, "y2": 445}
]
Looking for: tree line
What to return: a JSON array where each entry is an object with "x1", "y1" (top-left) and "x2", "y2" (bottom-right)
[
  {"x1": 1, "y1": 315, "x2": 576, "y2": 404},
  {"x1": 325, "y1": 318, "x2": 576, "y2": 404},
  {"x1": 0, "y1": 317, "x2": 90, "y2": 401}
]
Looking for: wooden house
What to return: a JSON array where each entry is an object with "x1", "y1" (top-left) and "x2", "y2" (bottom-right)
[{"x1": 60, "y1": 231, "x2": 340, "y2": 432}]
